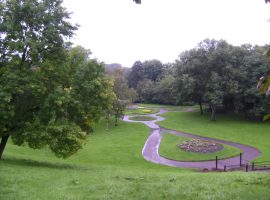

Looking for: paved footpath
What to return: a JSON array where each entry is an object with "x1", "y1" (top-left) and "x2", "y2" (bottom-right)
[{"x1": 123, "y1": 108, "x2": 261, "y2": 170}]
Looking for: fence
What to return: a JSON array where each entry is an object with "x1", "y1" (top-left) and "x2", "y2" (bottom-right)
[
  {"x1": 215, "y1": 153, "x2": 270, "y2": 172},
  {"x1": 250, "y1": 161, "x2": 270, "y2": 171}
]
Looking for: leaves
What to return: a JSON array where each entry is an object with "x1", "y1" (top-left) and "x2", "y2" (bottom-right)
[
  {"x1": 257, "y1": 75, "x2": 270, "y2": 95},
  {"x1": 0, "y1": 0, "x2": 78, "y2": 66},
  {"x1": 263, "y1": 114, "x2": 270, "y2": 121},
  {"x1": 0, "y1": 0, "x2": 115, "y2": 159},
  {"x1": 174, "y1": 39, "x2": 270, "y2": 120}
]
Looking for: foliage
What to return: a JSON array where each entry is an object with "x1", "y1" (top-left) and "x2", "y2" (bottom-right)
[
  {"x1": 256, "y1": 72, "x2": 270, "y2": 121},
  {"x1": 141, "y1": 59, "x2": 164, "y2": 82},
  {"x1": 128, "y1": 60, "x2": 164, "y2": 89},
  {"x1": 136, "y1": 79, "x2": 155, "y2": 102},
  {"x1": 105, "y1": 67, "x2": 137, "y2": 126},
  {"x1": 174, "y1": 39, "x2": 270, "y2": 120},
  {"x1": 112, "y1": 99, "x2": 127, "y2": 126},
  {"x1": 257, "y1": 75, "x2": 270, "y2": 96},
  {"x1": 0, "y1": 0, "x2": 115, "y2": 159},
  {"x1": 127, "y1": 60, "x2": 175, "y2": 104},
  {"x1": 0, "y1": 0, "x2": 77, "y2": 66},
  {"x1": 127, "y1": 61, "x2": 143, "y2": 89},
  {"x1": 125, "y1": 39, "x2": 270, "y2": 120},
  {"x1": 0, "y1": 46, "x2": 115, "y2": 158}
]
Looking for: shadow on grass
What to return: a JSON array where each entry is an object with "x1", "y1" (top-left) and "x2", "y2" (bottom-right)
[{"x1": 1, "y1": 157, "x2": 89, "y2": 171}]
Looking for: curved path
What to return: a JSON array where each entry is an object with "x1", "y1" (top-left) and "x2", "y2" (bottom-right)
[{"x1": 123, "y1": 108, "x2": 261, "y2": 170}]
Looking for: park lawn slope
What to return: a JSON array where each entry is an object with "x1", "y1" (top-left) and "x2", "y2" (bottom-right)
[
  {"x1": 158, "y1": 111, "x2": 270, "y2": 162},
  {"x1": 0, "y1": 118, "x2": 270, "y2": 199},
  {"x1": 159, "y1": 133, "x2": 241, "y2": 161}
]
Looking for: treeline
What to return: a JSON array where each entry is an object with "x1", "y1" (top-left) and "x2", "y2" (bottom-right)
[{"x1": 126, "y1": 39, "x2": 270, "y2": 121}]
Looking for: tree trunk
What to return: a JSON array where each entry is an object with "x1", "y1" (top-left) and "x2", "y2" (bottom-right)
[
  {"x1": 210, "y1": 105, "x2": 216, "y2": 121},
  {"x1": 105, "y1": 112, "x2": 110, "y2": 131},
  {"x1": 115, "y1": 111, "x2": 118, "y2": 126},
  {"x1": 199, "y1": 101, "x2": 203, "y2": 115},
  {"x1": 0, "y1": 134, "x2": 10, "y2": 160}
]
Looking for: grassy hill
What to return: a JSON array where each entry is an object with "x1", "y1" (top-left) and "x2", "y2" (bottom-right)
[{"x1": 1, "y1": 111, "x2": 270, "y2": 199}]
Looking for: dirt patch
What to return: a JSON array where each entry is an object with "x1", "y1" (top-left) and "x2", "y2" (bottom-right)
[{"x1": 179, "y1": 139, "x2": 223, "y2": 153}]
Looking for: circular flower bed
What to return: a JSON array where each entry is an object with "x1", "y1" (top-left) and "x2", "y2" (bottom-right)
[{"x1": 179, "y1": 139, "x2": 223, "y2": 153}]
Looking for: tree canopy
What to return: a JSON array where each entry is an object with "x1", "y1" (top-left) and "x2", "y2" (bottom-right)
[
  {"x1": 174, "y1": 40, "x2": 270, "y2": 121},
  {"x1": 124, "y1": 39, "x2": 270, "y2": 121},
  {"x1": 0, "y1": 0, "x2": 115, "y2": 159}
]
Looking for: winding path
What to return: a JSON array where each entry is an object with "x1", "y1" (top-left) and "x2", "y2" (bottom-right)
[{"x1": 123, "y1": 108, "x2": 261, "y2": 170}]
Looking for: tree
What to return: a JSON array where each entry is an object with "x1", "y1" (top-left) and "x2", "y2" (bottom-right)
[
  {"x1": 136, "y1": 79, "x2": 155, "y2": 102},
  {"x1": 257, "y1": 50, "x2": 270, "y2": 121},
  {"x1": 0, "y1": 1, "x2": 115, "y2": 159},
  {"x1": 175, "y1": 46, "x2": 210, "y2": 114},
  {"x1": 0, "y1": 0, "x2": 77, "y2": 66},
  {"x1": 141, "y1": 59, "x2": 164, "y2": 82},
  {"x1": 257, "y1": 75, "x2": 270, "y2": 95},
  {"x1": 127, "y1": 59, "x2": 166, "y2": 103},
  {"x1": 152, "y1": 74, "x2": 176, "y2": 105},
  {"x1": 204, "y1": 72, "x2": 224, "y2": 121},
  {"x1": 0, "y1": 0, "x2": 79, "y2": 159},
  {"x1": 127, "y1": 61, "x2": 143, "y2": 89},
  {"x1": 106, "y1": 68, "x2": 136, "y2": 126}
]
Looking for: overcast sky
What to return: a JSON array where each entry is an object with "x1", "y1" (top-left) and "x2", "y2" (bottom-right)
[{"x1": 63, "y1": 0, "x2": 270, "y2": 67}]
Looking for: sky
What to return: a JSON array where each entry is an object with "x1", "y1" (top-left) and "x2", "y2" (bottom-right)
[{"x1": 63, "y1": 0, "x2": 270, "y2": 67}]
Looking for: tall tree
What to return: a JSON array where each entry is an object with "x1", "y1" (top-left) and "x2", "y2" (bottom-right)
[
  {"x1": 174, "y1": 40, "x2": 214, "y2": 115},
  {"x1": 0, "y1": 0, "x2": 77, "y2": 66},
  {"x1": 128, "y1": 61, "x2": 143, "y2": 89},
  {"x1": 0, "y1": 1, "x2": 115, "y2": 159},
  {"x1": 106, "y1": 68, "x2": 137, "y2": 126},
  {"x1": 141, "y1": 59, "x2": 164, "y2": 82}
]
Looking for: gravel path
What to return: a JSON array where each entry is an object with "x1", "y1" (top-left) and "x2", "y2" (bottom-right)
[{"x1": 123, "y1": 108, "x2": 261, "y2": 170}]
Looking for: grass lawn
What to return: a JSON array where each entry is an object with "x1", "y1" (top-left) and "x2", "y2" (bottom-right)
[
  {"x1": 1, "y1": 112, "x2": 270, "y2": 199},
  {"x1": 128, "y1": 116, "x2": 157, "y2": 121},
  {"x1": 158, "y1": 111, "x2": 270, "y2": 162},
  {"x1": 159, "y1": 133, "x2": 241, "y2": 161},
  {"x1": 124, "y1": 107, "x2": 158, "y2": 115}
]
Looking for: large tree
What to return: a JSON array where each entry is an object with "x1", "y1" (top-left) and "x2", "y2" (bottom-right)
[
  {"x1": 142, "y1": 59, "x2": 164, "y2": 82},
  {"x1": 0, "y1": 0, "x2": 77, "y2": 66},
  {"x1": 127, "y1": 61, "x2": 143, "y2": 89},
  {"x1": 175, "y1": 45, "x2": 211, "y2": 114},
  {"x1": 0, "y1": 1, "x2": 115, "y2": 159}
]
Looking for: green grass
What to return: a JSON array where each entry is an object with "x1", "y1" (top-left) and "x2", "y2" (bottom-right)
[
  {"x1": 124, "y1": 107, "x2": 158, "y2": 115},
  {"x1": 158, "y1": 111, "x2": 270, "y2": 162},
  {"x1": 128, "y1": 116, "x2": 157, "y2": 121},
  {"x1": 1, "y1": 110, "x2": 270, "y2": 199},
  {"x1": 159, "y1": 133, "x2": 241, "y2": 161}
]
